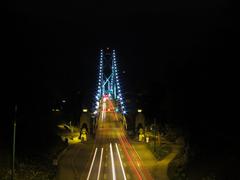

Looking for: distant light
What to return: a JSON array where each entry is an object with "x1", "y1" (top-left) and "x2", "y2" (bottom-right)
[
  {"x1": 137, "y1": 109, "x2": 142, "y2": 113},
  {"x1": 52, "y1": 109, "x2": 55, "y2": 112},
  {"x1": 62, "y1": 100, "x2": 66, "y2": 103},
  {"x1": 83, "y1": 109, "x2": 88, "y2": 112},
  {"x1": 123, "y1": 111, "x2": 126, "y2": 114},
  {"x1": 103, "y1": 97, "x2": 107, "y2": 102},
  {"x1": 55, "y1": 109, "x2": 60, "y2": 112}
]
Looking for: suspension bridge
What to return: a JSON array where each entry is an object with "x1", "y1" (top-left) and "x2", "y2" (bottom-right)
[{"x1": 57, "y1": 48, "x2": 152, "y2": 180}]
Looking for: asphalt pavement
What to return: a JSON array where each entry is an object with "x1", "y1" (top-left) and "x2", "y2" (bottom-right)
[{"x1": 57, "y1": 109, "x2": 153, "y2": 180}]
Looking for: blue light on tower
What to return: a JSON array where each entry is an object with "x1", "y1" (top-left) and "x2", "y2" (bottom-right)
[
  {"x1": 94, "y1": 49, "x2": 104, "y2": 112},
  {"x1": 93, "y1": 48, "x2": 127, "y2": 115}
]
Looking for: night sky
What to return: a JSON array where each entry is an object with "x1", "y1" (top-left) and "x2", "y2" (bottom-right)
[{"x1": 1, "y1": 1, "x2": 236, "y2": 147}]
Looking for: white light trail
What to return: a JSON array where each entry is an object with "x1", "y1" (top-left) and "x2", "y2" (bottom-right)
[
  {"x1": 102, "y1": 102, "x2": 106, "y2": 120},
  {"x1": 110, "y1": 143, "x2": 116, "y2": 180},
  {"x1": 115, "y1": 143, "x2": 127, "y2": 180},
  {"x1": 97, "y1": 148, "x2": 104, "y2": 180},
  {"x1": 86, "y1": 148, "x2": 98, "y2": 180},
  {"x1": 101, "y1": 111, "x2": 104, "y2": 121}
]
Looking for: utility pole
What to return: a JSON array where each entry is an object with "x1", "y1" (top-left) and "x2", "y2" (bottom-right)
[
  {"x1": 153, "y1": 118, "x2": 156, "y2": 153},
  {"x1": 12, "y1": 104, "x2": 17, "y2": 180}
]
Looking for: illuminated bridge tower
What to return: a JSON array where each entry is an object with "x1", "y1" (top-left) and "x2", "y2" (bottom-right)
[{"x1": 93, "y1": 48, "x2": 126, "y2": 116}]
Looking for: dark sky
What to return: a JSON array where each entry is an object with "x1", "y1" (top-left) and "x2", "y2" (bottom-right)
[{"x1": 1, "y1": 0, "x2": 236, "y2": 144}]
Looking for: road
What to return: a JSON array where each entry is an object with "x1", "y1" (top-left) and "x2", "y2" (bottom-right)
[
  {"x1": 80, "y1": 111, "x2": 153, "y2": 180},
  {"x1": 56, "y1": 140, "x2": 94, "y2": 180},
  {"x1": 57, "y1": 102, "x2": 153, "y2": 180}
]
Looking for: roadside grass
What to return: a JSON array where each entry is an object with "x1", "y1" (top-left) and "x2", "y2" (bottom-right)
[
  {"x1": 146, "y1": 141, "x2": 172, "y2": 161},
  {"x1": 0, "y1": 136, "x2": 67, "y2": 180},
  {"x1": 167, "y1": 143, "x2": 190, "y2": 180},
  {"x1": 0, "y1": 150, "x2": 56, "y2": 180}
]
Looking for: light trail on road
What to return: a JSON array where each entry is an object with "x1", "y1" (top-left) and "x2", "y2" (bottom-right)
[
  {"x1": 97, "y1": 148, "x2": 104, "y2": 180},
  {"x1": 119, "y1": 135, "x2": 143, "y2": 180},
  {"x1": 115, "y1": 143, "x2": 127, "y2": 180},
  {"x1": 110, "y1": 143, "x2": 116, "y2": 180},
  {"x1": 120, "y1": 132, "x2": 153, "y2": 180},
  {"x1": 108, "y1": 99, "x2": 119, "y2": 120},
  {"x1": 86, "y1": 148, "x2": 98, "y2": 180}
]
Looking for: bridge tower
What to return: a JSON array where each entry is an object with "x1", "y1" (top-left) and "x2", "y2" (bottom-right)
[{"x1": 93, "y1": 48, "x2": 127, "y2": 116}]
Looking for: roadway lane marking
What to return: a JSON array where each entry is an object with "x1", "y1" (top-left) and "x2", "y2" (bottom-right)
[
  {"x1": 115, "y1": 143, "x2": 127, "y2": 180},
  {"x1": 86, "y1": 148, "x2": 98, "y2": 180},
  {"x1": 110, "y1": 143, "x2": 116, "y2": 180},
  {"x1": 97, "y1": 148, "x2": 104, "y2": 180}
]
